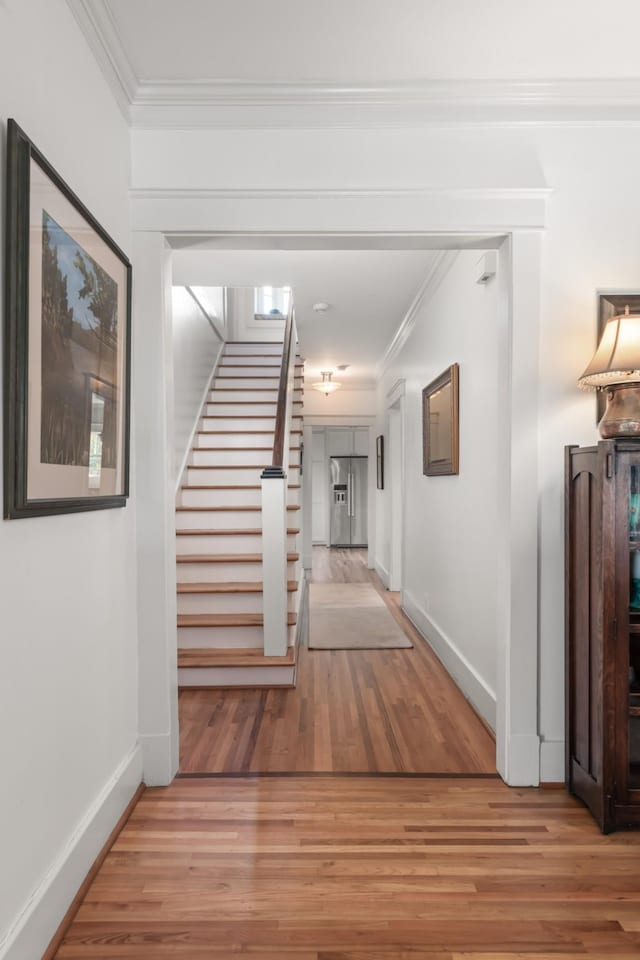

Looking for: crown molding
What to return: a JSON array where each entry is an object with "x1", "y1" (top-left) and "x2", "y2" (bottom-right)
[
  {"x1": 130, "y1": 77, "x2": 640, "y2": 128},
  {"x1": 377, "y1": 251, "x2": 459, "y2": 378},
  {"x1": 66, "y1": 0, "x2": 137, "y2": 118},
  {"x1": 131, "y1": 186, "x2": 552, "y2": 202},
  {"x1": 133, "y1": 77, "x2": 640, "y2": 107},
  {"x1": 59, "y1": 8, "x2": 640, "y2": 129}
]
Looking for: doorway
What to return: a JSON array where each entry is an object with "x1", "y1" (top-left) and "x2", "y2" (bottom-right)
[{"x1": 134, "y1": 231, "x2": 542, "y2": 786}]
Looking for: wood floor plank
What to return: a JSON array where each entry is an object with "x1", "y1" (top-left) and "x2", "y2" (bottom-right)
[{"x1": 53, "y1": 776, "x2": 640, "y2": 959}]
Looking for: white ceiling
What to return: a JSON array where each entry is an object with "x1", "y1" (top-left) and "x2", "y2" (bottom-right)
[
  {"x1": 70, "y1": 1, "x2": 640, "y2": 125},
  {"x1": 103, "y1": 0, "x2": 640, "y2": 83},
  {"x1": 172, "y1": 248, "x2": 437, "y2": 385}
]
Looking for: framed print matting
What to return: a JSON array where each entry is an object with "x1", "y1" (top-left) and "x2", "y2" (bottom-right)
[{"x1": 4, "y1": 119, "x2": 132, "y2": 518}]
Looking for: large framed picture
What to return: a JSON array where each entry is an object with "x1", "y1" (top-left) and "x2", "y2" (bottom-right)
[
  {"x1": 422, "y1": 363, "x2": 459, "y2": 477},
  {"x1": 4, "y1": 120, "x2": 132, "y2": 518}
]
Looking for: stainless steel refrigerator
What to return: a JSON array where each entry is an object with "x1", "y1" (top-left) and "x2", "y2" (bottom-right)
[{"x1": 329, "y1": 456, "x2": 368, "y2": 547}]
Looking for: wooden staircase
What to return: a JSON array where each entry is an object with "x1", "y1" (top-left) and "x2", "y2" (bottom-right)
[{"x1": 176, "y1": 341, "x2": 304, "y2": 687}]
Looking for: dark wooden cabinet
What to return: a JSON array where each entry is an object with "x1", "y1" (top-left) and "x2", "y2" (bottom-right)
[{"x1": 566, "y1": 440, "x2": 640, "y2": 832}]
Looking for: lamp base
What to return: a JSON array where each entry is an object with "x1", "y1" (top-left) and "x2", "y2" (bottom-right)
[{"x1": 599, "y1": 383, "x2": 640, "y2": 438}]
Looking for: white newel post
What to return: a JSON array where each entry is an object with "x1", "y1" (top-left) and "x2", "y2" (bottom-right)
[{"x1": 261, "y1": 470, "x2": 289, "y2": 656}]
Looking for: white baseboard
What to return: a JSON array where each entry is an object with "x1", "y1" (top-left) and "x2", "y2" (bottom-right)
[
  {"x1": 540, "y1": 738, "x2": 565, "y2": 783},
  {"x1": 402, "y1": 589, "x2": 496, "y2": 732},
  {"x1": 375, "y1": 561, "x2": 390, "y2": 588},
  {"x1": 139, "y1": 732, "x2": 179, "y2": 787},
  {"x1": 1, "y1": 744, "x2": 143, "y2": 960}
]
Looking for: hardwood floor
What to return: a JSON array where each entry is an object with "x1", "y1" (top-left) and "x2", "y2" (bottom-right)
[
  {"x1": 51, "y1": 549, "x2": 640, "y2": 959},
  {"x1": 54, "y1": 775, "x2": 640, "y2": 959},
  {"x1": 179, "y1": 547, "x2": 496, "y2": 773}
]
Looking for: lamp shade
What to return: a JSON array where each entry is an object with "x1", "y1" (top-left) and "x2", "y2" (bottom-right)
[{"x1": 578, "y1": 308, "x2": 640, "y2": 390}]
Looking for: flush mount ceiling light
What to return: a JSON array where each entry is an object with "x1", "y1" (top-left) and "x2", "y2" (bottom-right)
[
  {"x1": 312, "y1": 370, "x2": 341, "y2": 397},
  {"x1": 312, "y1": 301, "x2": 331, "y2": 313}
]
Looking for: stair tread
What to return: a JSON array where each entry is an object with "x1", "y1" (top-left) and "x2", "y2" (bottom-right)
[
  {"x1": 218, "y1": 366, "x2": 304, "y2": 370},
  {"x1": 188, "y1": 464, "x2": 300, "y2": 470},
  {"x1": 176, "y1": 527, "x2": 300, "y2": 536},
  {"x1": 176, "y1": 504, "x2": 300, "y2": 512},
  {"x1": 197, "y1": 430, "x2": 302, "y2": 435},
  {"x1": 212, "y1": 388, "x2": 303, "y2": 392},
  {"x1": 181, "y1": 484, "x2": 300, "y2": 490},
  {"x1": 178, "y1": 646, "x2": 296, "y2": 668},
  {"x1": 202, "y1": 414, "x2": 302, "y2": 418},
  {"x1": 216, "y1": 374, "x2": 303, "y2": 380},
  {"x1": 178, "y1": 612, "x2": 297, "y2": 627},
  {"x1": 208, "y1": 401, "x2": 303, "y2": 405},
  {"x1": 177, "y1": 580, "x2": 298, "y2": 594},
  {"x1": 176, "y1": 553, "x2": 299, "y2": 563},
  {"x1": 194, "y1": 446, "x2": 301, "y2": 451}
]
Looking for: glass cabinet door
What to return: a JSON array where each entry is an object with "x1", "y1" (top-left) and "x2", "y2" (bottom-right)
[{"x1": 628, "y1": 463, "x2": 640, "y2": 790}]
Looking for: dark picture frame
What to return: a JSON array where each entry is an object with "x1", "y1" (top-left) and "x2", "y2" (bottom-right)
[
  {"x1": 422, "y1": 363, "x2": 459, "y2": 477},
  {"x1": 4, "y1": 120, "x2": 132, "y2": 518},
  {"x1": 596, "y1": 291, "x2": 640, "y2": 423},
  {"x1": 376, "y1": 435, "x2": 384, "y2": 489}
]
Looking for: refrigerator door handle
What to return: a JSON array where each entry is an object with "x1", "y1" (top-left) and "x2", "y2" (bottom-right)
[{"x1": 348, "y1": 473, "x2": 353, "y2": 518}]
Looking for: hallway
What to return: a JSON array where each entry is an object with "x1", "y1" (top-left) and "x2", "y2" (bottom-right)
[{"x1": 178, "y1": 547, "x2": 495, "y2": 773}]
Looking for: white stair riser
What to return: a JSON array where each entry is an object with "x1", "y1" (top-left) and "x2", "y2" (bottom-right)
[
  {"x1": 186, "y1": 467, "x2": 262, "y2": 484},
  {"x1": 194, "y1": 433, "x2": 274, "y2": 449},
  {"x1": 218, "y1": 365, "x2": 304, "y2": 376},
  {"x1": 205, "y1": 403, "x2": 303, "y2": 416},
  {"x1": 199, "y1": 416, "x2": 302, "y2": 433},
  {"x1": 191, "y1": 448, "x2": 300, "y2": 466},
  {"x1": 177, "y1": 508, "x2": 300, "y2": 530},
  {"x1": 178, "y1": 624, "x2": 265, "y2": 647},
  {"x1": 176, "y1": 532, "x2": 299, "y2": 554},
  {"x1": 177, "y1": 560, "x2": 299, "y2": 583},
  {"x1": 180, "y1": 487, "x2": 263, "y2": 507},
  {"x1": 209, "y1": 390, "x2": 303, "y2": 404},
  {"x1": 177, "y1": 591, "x2": 297, "y2": 616},
  {"x1": 179, "y1": 487, "x2": 300, "y2": 507},
  {"x1": 200, "y1": 416, "x2": 301, "y2": 431},
  {"x1": 178, "y1": 664, "x2": 296, "y2": 687},
  {"x1": 224, "y1": 344, "x2": 285, "y2": 355},
  {"x1": 214, "y1": 377, "x2": 303, "y2": 390},
  {"x1": 211, "y1": 370, "x2": 304, "y2": 390},
  {"x1": 186, "y1": 466, "x2": 301, "y2": 484}
]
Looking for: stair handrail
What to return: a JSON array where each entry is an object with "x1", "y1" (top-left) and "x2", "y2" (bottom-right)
[
  {"x1": 269, "y1": 301, "x2": 296, "y2": 475},
  {"x1": 260, "y1": 301, "x2": 297, "y2": 657}
]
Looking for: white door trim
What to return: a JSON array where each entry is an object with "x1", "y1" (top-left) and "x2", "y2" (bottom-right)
[{"x1": 133, "y1": 222, "x2": 543, "y2": 787}]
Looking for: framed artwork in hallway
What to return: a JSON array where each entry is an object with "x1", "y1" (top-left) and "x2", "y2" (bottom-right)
[
  {"x1": 422, "y1": 363, "x2": 459, "y2": 477},
  {"x1": 3, "y1": 120, "x2": 132, "y2": 519},
  {"x1": 376, "y1": 434, "x2": 384, "y2": 489}
]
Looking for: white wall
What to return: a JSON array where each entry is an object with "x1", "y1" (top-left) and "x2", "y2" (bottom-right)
[
  {"x1": 188, "y1": 286, "x2": 226, "y2": 340},
  {"x1": 378, "y1": 251, "x2": 500, "y2": 726},
  {"x1": 172, "y1": 287, "x2": 224, "y2": 485},
  {"x1": 304, "y1": 387, "x2": 377, "y2": 418},
  {"x1": 0, "y1": 2, "x2": 140, "y2": 957}
]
